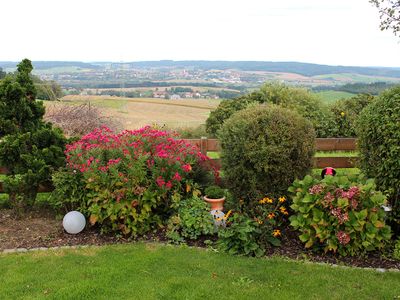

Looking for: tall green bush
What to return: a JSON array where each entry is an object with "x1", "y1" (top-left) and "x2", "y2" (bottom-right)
[
  {"x1": 0, "y1": 59, "x2": 66, "y2": 208},
  {"x1": 330, "y1": 94, "x2": 374, "y2": 137},
  {"x1": 218, "y1": 104, "x2": 315, "y2": 206},
  {"x1": 356, "y1": 86, "x2": 400, "y2": 233},
  {"x1": 206, "y1": 96, "x2": 256, "y2": 137}
]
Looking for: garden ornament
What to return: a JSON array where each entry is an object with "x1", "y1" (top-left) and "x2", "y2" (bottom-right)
[
  {"x1": 321, "y1": 167, "x2": 336, "y2": 179},
  {"x1": 63, "y1": 211, "x2": 86, "y2": 234}
]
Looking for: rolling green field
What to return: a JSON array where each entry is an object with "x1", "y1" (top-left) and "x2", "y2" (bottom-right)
[
  {"x1": 312, "y1": 73, "x2": 400, "y2": 84},
  {"x1": 315, "y1": 91, "x2": 355, "y2": 104},
  {"x1": 1, "y1": 243, "x2": 399, "y2": 299}
]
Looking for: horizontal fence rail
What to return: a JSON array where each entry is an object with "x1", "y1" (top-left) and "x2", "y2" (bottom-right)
[
  {"x1": 182, "y1": 137, "x2": 358, "y2": 169},
  {"x1": 0, "y1": 138, "x2": 357, "y2": 193}
]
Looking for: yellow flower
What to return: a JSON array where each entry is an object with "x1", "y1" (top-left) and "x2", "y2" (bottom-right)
[
  {"x1": 272, "y1": 229, "x2": 281, "y2": 237},
  {"x1": 280, "y1": 206, "x2": 287, "y2": 212},
  {"x1": 267, "y1": 213, "x2": 275, "y2": 219},
  {"x1": 266, "y1": 198, "x2": 273, "y2": 204},
  {"x1": 279, "y1": 196, "x2": 286, "y2": 203},
  {"x1": 224, "y1": 210, "x2": 232, "y2": 219},
  {"x1": 340, "y1": 111, "x2": 345, "y2": 117}
]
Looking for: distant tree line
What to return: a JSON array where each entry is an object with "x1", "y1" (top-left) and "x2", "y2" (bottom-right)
[
  {"x1": 0, "y1": 67, "x2": 63, "y2": 100},
  {"x1": 313, "y1": 82, "x2": 398, "y2": 95},
  {"x1": 64, "y1": 81, "x2": 220, "y2": 89}
]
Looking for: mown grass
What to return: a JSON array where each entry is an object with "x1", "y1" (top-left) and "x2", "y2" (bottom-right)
[
  {"x1": 1, "y1": 243, "x2": 399, "y2": 299},
  {"x1": 207, "y1": 151, "x2": 359, "y2": 159}
]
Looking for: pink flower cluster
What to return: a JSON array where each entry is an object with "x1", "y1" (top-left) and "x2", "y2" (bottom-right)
[
  {"x1": 330, "y1": 207, "x2": 349, "y2": 224},
  {"x1": 309, "y1": 184, "x2": 324, "y2": 195},
  {"x1": 64, "y1": 126, "x2": 220, "y2": 192},
  {"x1": 336, "y1": 231, "x2": 351, "y2": 245}
]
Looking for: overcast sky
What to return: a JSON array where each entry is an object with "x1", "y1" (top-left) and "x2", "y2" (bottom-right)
[{"x1": 1, "y1": 0, "x2": 399, "y2": 67}]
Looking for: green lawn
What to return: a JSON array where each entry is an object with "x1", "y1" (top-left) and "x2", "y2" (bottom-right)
[
  {"x1": 0, "y1": 243, "x2": 399, "y2": 299},
  {"x1": 207, "y1": 151, "x2": 359, "y2": 159}
]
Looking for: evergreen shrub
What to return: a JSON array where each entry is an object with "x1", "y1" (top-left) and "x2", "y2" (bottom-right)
[{"x1": 218, "y1": 104, "x2": 315, "y2": 206}]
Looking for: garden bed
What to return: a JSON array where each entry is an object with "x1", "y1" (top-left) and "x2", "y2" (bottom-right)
[{"x1": 1, "y1": 209, "x2": 399, "y2": 271}]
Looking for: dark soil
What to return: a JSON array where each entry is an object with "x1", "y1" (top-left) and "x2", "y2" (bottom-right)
[{"x1": 1, "y1": 208, "x2": 399, "y2": 270}]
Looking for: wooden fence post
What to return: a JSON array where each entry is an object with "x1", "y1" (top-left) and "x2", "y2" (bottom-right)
[{"x1": 200, "y1": 136, "x2": 208, "y2": 155}]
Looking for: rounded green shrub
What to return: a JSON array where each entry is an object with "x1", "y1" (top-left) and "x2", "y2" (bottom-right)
[
  {"x1": 218, "y1": 104, "x2": 315, "y2": 205},
  {"x1": 356, "y1": 86, "x2": 400, "y2": 232}
]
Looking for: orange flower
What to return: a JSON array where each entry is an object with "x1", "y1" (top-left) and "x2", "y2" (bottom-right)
[{"x1": 279, "y1": 196, "x2": 286, "y2": 203}]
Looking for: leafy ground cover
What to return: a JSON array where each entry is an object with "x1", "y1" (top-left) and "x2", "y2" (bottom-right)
[{"x1": 1, "y1": 243, "x2": 400, "y2": 299}]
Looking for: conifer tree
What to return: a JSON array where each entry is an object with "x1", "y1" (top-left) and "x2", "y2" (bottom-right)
[{"x1": 0, "y1": 59, "x2": 66, "y2": 209}]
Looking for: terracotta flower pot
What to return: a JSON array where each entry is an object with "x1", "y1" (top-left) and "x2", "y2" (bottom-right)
[{"x1": 204, "y1": 196, "x2": 225, "y2": 211}]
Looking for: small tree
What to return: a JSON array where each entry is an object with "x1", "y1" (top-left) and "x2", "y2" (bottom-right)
[{"x1": 0, "y1": 59, "x2": 66, "y2": 210}]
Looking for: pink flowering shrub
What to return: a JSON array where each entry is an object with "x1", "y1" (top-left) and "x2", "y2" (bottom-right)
[
  {"x1": 289, "y1": 174, "x2": 391, "y2": 256},
  {"x1": 60, "y1": 125, "x2": 219, "y2": 236}
]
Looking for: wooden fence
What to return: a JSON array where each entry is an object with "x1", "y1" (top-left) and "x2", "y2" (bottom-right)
[
  {"x1": 183, "y1": 137, "x2": 358, "y2": 169},
  {"x1": 0, "y1": 138, "x2": 357, "y2": 193}
]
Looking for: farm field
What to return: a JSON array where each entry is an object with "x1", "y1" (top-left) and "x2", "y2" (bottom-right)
[
  {"x1": 51, "y1": 96, "x2": 221, "y2": 129},
  {"x1": 1, "y1": 243, "x2": 399, "y2": 299},
  {"x1": 312, "y1": 73, "x2": 400, "y2": 83},
  {"x1": 315, "y1": 90, "x2": 355, "y2": 104}
]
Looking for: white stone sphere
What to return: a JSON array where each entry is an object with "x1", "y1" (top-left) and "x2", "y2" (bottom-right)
[{"x1": 63, "y1": 211, "x2": 86, "y2": 234}]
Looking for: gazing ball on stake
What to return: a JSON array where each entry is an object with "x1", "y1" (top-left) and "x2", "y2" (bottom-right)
[
  {"x1": 321, "y1": 167, "x2": 336, "y2": 179},
  {"x1": 62, "y1": 211, "x2": 86, "y2": 234}
]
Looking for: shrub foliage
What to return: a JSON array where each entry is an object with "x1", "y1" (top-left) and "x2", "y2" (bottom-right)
[
  {"x1": 206, "y1": 82, "x2": 336, "y2": 138},
  {"x1": 356, "y1": 86, "x2": 400, "y2": 233},
  {"x1": 218, "y1": 104, "x2": 315, "y2": 205},
  {"x1": 58, "y1": 126, "x2": 218, "y2": 236},
  {"x1": 330, "y1": 94, "x2": 374, "y2": 137},
  {"x1": 289, "y1": 174, "x2": 392, "y2": 256},
  {"x1": 166, "y1": 196, "x2": 215, "y2": 242}
]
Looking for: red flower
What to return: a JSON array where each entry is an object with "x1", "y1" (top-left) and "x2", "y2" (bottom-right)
[
  {"x1": 182, "y1": 164, "x2": 192, "y2": 172},
  {"x1": 156, "y1": 176, "x2": 165, "y2": 187},
  {"x1": 173, "y1": 172, "x2": 182, "y2": 181}
]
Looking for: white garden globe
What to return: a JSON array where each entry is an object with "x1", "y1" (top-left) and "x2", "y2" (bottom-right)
[{"x1": 63, "y1": 211, "x2": 86, "y2": 234}]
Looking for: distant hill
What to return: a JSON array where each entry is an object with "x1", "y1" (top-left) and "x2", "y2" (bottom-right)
[
  {"x1": 0, "y1": 61, "x2": 101, "y2": 70},
  {"x1": 117, "y1": 61, "x2": 400, "y2": 78},
  {"x1": 1, "y1": 60, "x2": 400, "y2": 78}
]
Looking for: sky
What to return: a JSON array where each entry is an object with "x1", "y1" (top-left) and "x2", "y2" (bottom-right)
[{"x1": 1, "y1": 0, "x2": 400, "y2": 67}]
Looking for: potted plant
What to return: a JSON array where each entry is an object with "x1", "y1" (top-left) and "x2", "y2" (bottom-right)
[{"x1": 204, "y1": 185, "x2": 225, "y2": 211}]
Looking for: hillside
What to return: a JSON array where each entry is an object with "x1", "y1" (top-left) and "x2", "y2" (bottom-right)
[{"x1": 1, "y1": 60, "x2": 400, "y2": 78}]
